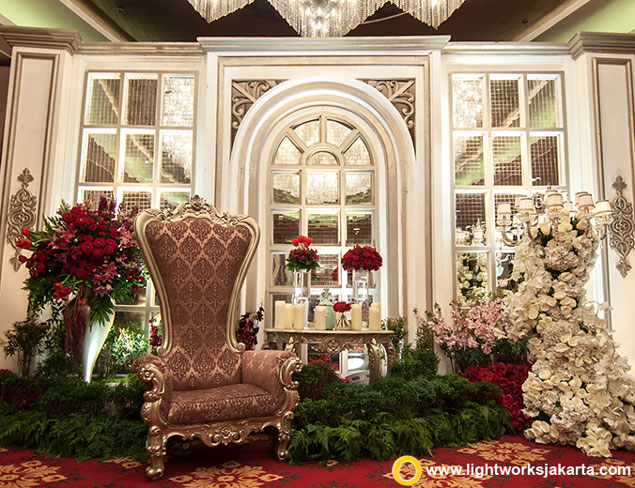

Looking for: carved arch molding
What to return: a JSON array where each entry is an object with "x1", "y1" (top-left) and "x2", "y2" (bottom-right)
[{"x1": 230, "y1": 79, "x2": 416, "y2": 146}]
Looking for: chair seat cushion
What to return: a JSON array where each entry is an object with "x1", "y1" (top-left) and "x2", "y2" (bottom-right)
[{"x1": 167, "y1": 383, "x2": 278, "y2": 425}]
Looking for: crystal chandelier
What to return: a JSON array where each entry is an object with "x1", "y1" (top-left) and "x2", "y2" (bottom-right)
[{"x1": 186, "y1": 0, "x2": 468, "y2": 37}]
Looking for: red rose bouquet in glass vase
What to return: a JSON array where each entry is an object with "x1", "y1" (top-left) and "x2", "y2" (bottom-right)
[
  {"x1": 341, "y1": 245, "x2": 382, "y2": 304},
  {"x1": 16, "y1": 197, "x2": 146, "y2": 382},
  {"x1": 333, "y1": 301, "x2": 352, "y2": 330},
  {"x1": 286, "y1": 235, "x2": 320, "y2": 327}
]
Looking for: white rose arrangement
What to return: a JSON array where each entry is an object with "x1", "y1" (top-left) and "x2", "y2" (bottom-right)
[{"x1": 505, "y1": 212, "x2": 635, "y2": 457}]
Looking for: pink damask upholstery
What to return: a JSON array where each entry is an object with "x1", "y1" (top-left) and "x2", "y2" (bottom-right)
[
  {"x1": 144, "y1": 218, "x2": 250, "y2": 390},
  {"x1": 132, "y1": 197, "x2": 302, "y2": 481},
  {"x1": 167, "y1": 384, "x2": 277, "y2": 425}
]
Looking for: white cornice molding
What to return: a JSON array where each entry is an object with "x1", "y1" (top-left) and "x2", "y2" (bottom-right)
[
  {"x1": 569, "y1": 31, "x2": 635, "y2": 60},
  {"x1": 198, "y1": 36, "x2": 451, "y2": 55},
  {"x1": 0, "y1": 25, "x2": 83, "y2": 52},
  {"x1": 443, "y1": 42, "x2": 571, "y2": 56},
  {"x1": 79, "y1": 42, "x2": 203, "y2": 56}
]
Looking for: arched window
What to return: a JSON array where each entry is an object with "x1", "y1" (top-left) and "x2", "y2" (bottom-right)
[{"x1": 268, "y1": 110, "x2": 378, "y2": 331}]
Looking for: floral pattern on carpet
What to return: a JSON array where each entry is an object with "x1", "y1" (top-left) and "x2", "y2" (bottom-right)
[{"x1": 0, "y1": 436, "x2": 634, "y2": 487}]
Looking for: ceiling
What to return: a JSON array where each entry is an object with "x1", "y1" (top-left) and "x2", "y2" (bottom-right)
[{"x1": 85, "y1": 0, "x2": 571, "y2": 42}]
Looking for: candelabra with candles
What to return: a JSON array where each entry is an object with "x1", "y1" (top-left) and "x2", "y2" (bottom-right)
[{"x1": 496, "y1": 190, "x2": 613, "y2": 246}]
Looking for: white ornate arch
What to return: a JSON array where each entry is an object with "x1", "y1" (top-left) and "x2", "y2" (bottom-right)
[{"x1": 225, "y1": 77, "x2": 423, "y2": 318}]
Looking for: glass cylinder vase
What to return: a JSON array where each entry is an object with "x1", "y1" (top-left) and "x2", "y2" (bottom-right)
[
  {"x1": 352, "y1": 268, "x2": 370, "y2": 304},
  {"x1": 293, "y1": 271, "x2": 310, "y2": 329}
]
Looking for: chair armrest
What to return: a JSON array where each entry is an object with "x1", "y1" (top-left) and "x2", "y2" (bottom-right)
[
  {"x1": 133, "y1": 355, "x2": 173, "y2": 424},
  {"x1": 242, "y1": 350, "x2": 303, "y2": 413}
]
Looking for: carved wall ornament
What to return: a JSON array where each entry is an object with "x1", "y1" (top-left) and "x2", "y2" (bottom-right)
[
  {"x1": 363, "y1": 79, "x2": 416, "y2": 142},
  {"x1": 609, "y1": 175, "x2": 635, "y2": 278},
  {"x1": 231, "y1": 80, "x2": 285, "y2": 145},
  {"x1": 7, "y1": 168, "x2": 38, "y2": 271}
]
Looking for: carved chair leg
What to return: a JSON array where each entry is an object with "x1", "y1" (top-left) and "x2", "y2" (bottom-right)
[
  {"x1": 145, "y1": 427, "x2": 167, "y2": 480},
  {"x1": 275, "y1": 428, "x2": 291, "y2": 461}
]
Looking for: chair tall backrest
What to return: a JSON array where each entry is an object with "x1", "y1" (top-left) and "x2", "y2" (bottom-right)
[{"x1": 135, "y1": 197, "x2": 260, "y2": 391}]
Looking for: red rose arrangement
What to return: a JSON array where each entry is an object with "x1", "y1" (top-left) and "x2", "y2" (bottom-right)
[
  {"x1": 236, "y1": 306, "x2": 264, "y2": 351},
  {"x1": 341, "y1": 245, "x2": 383, "y2": 271},
  {"x1": 286, "y1": 235, "x2": 320, "y2": 272},
  {"x1": 461, "y1": 361, "x2": 532, "y2": 432},
  {"x1": 333, "y1": 301, "x2": 352, "y2": 329},
  {"x1": 16, "y1": 197, "x2": 146, "y2": 361},
  {"x1": 333, "y1": 301, "x2": 352, "y2": 313}
]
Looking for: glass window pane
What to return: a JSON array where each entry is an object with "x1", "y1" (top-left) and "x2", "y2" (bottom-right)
[
  {"x1": 160, "y1": 130, "x2": 192, "y2": 184},
  {"x1": 455, "y1": 193, "x2": 486, "y2": 246},
  {"x1": 113, "y1": 311, "x2": 147, "y2": 336},
  {"x1": 326, "y1": 120, "x2": 352, "y2": 147},
  {"x1": 308, "y1": 213, "x2": 339, "y2": 245},
  {"x1": 454, "y1": 135, "x2": 484, "y2": 186},
  {"x1": 493, "y1": 135, "x2": 522, "y2": 186},
  {"x1": 347, "y1": 213, "x2": 372, "y2": 245},
  {"x1": 85, "y1": 73, "x2": 120, "y2": 125},
  {"x1": 274, "y1": 137, "x2": 301, "y2": 165},
  {"x1": 162, "y1": 74, "x2": 195, "y2": 127},
  {"x1": 452, "y1": 75, "x2": 484, "y2": 128},
  {"x1": 271, "y1": 252, "x2": 294, "y2": 287},
  {"x1": 307, "y1": 151, "x2": 338, "y2": 166},
  {"x1": 123, "y1": 132, "x2": 154, "y2": 183},
  {"x1": 272, "y1": 172, "x2": 300, "y2": 204},
  {"x1": 530, "y1": 134, "x2": 560, "y2": 186},
  {"x1": 294, "y1": 119, "x2": 320, "y2": 147},
  {"x1": 456, "y1": 252, "x2": 488, "y2": 303},
  {"x1": 528, "y1": 75, "x2": 560, "y2": 128},
  {"x1": 79, "y1": 188, "x2": 114, "y2": 208},
  {"x1": 346, "y1": 173, "x2": 372, "y2": 204},
  {"x1": 125, "y1": 74, "x2": 158, "y2": 126},
  {"x1": 121, "y1": 190, "x2": 152, "y2": 213},
  {"x1": 311, "y1": 253, "x2": 339, "y2": 287},
  {"x1": 273, "y1": 212, "x2": 300, "y2": 244},
  {"x1": 159, "y1": 191, "x2": 190, "y2": 211},
  {"x1": 490, "y1": 76, "x2": 521, "y2": 128},
  {"x1": 80, "y1": 132, "x2": 117, "y2": 182},
  {"x1": 307, "y1": 173, "x2": 339, "y2": 205},
  {"x1": 344, "y1": 137, "x2": 371, "y2": 165}
]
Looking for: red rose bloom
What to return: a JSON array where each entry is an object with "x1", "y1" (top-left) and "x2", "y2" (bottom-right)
[
  {"x1": 333, "y1": 301, "x2": 351, "y2": 313},
  {"x1": 16, "y1": 238, "x2": 32, "y2": 249}
]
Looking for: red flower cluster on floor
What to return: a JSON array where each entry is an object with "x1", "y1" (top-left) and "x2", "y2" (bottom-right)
[
  {"x1": 462, "y1": 362, "x2": 532, "y2": 432},
  {"x1": 341, "y1": 245, "x2": 383, "y2": 271},
  {"x1": 286, "y1": 235, "x2": 320, "y2": 272}
]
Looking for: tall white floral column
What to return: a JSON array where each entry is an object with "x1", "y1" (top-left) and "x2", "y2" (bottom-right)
[{"x1": 505, "y1": 216, "x2": 635, "y2": 457}]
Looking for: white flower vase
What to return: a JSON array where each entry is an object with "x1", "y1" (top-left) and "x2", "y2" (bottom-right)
[{"x1": 79, "y1": 301, "x2": 115, "y2": 383}]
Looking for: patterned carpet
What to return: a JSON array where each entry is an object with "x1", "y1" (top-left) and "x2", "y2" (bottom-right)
[{"x1": 1, "y1": 435, "x2": 634, "y2": 487}]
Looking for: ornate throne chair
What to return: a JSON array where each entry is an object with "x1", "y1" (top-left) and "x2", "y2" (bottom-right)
[{"x1": 133, "y1": 196, "x2": 302, "y2": 480}]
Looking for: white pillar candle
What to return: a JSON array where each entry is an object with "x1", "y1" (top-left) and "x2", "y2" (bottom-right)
[
  {"x1": 274, "y1": 300, "x2": 286, "y2": 329},
  {"x1": 351, "y1": 304, "x2": 362, "y2": 331},
  {"x1": 284, "y1": 304, "x2": 293, "y2": 329},
  {"x1": 314, "y1": 306, "x2": 326, "y2": 330},
  {"x1": 369, "y1": 302, "x2": 381, "y2": 331},
  {"x1": 293, "y1": 303, "x2": 305, "y2": 330}
]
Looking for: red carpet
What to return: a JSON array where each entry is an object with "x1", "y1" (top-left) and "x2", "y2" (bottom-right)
[{"x1": 1, "y1": 435, "x2": 634, "y2": 487}]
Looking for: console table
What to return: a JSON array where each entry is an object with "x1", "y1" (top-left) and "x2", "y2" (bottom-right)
[{"x1": 264, "y1": 329, "x2": 395, "y2": 381}]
